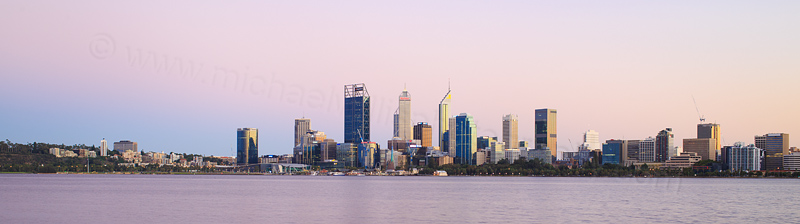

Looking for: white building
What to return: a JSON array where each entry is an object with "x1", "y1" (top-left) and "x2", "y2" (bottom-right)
[
  {"x1": 582, "y1": 130, "x2": 601, "y2": 151},
  {"x1": 639, "y1": 137, "x2": 656, "y2": 162},
  {"x1": 100, "y1": 138, "x2": 108, "y2": 157}
]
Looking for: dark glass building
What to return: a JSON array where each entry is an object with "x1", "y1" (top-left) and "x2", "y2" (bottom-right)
[
  {"x1": 453, "y1": 113, "x2": 477, "y2": 165},
  {"x1": 344, "y1": 84, "x2": 370, "y2": 143},
  {"x1": 535, "y1": 108, "x2": 557, "y2": 159},
  {"x1": 237, "y1": 128, "x2": 258, "y2": 165},
  {"x1": 655, "y1": 128, "x2": 674, "y2": 162}
]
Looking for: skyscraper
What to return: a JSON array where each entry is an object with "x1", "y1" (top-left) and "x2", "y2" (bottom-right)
[
  {"x1": 237, "y1": 128, "x2": 258, "y2": 165},
  {"x1": 100, "y1": 138, "x2": 107, "y2": 157},
  {"x1": 452, "y1": 113, "x2": 477, "y2": 165},
  {"x1": 413, "y1": 122, "x2": 432, "y2": 148},
  {"x1": 697, "y1": 123, "x2": 721, "y2": 153},
  {"x1": 535, "y1": 108, "x2": 557, "y2": 159},
  {"x1": 755, "y1": 133, "x2": 789, "y2": 170},
  {"x1": 503, "y1": 114, "x2": 519, "y2": 150},
  {"x1": 655, "y1": 128, "x2": 674, "y2": 162},
  {"x1": 397, "y1": 89, "x2": 412, "y2": 140},
  {"x1": 344, "y1": 83, "x2": 370, "y2": 143},
  {"x1": 294, "y1": 118, "x2": 310, "y2": 147},
  {"x1": 438, "y1": 86, "x2": 451, "y2": 149}
]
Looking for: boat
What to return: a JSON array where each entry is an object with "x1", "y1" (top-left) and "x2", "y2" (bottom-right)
[{"x1": 433, "y1": 170, "x2": 448, "y2": 176}]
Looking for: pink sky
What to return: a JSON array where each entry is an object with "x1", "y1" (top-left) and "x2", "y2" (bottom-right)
[{"x1": 1, "y1": 1, "x2": 798, "y2": 156}]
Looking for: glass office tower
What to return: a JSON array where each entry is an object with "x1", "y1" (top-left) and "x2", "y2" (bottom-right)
[
  {"x1": 344, "y1": 83, "x2": 370, "y2": 143},
  {"x1": 237, "y1": 128, "x2": 258, "y2": 165}
]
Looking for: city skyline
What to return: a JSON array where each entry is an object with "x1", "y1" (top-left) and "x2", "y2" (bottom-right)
[{"x1": 2, "y1": 1, "x2": 799, "y2": 156}]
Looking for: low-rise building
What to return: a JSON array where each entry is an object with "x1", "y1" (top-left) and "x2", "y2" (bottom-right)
[
  {"x1": 527, "y1": 148, "x2": 552, "y2": 164},
  {"x1": 504, "y1": 149, "x2": 521, "y2": 164},
  {"x1": 784, "y1": 152, "x2": 800, "y2": 171},
  {"x1": 662, "y1": 152, "x2": 702, "y2": 169}
]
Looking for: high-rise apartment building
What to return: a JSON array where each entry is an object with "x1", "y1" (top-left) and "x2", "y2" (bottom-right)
[
  {"x1": 535, "y1": 108, "x2": 557, "y2": 159},
  {"x1": 100, "y1": 138, "x2": 107, "y2": 157},
  {"x1": 236, "y1": 128, "x2": 258, "y2": 165},
  {"x1": 755, "y1": 133, "x2": 789, "y2": 170},
  {"x1": 721, "y1": 142, "x2": 763, "y2": 171},
  {"x1": 397, "y1": 89, "x2": 412, "y2": 140},
  {"x1": 503, "y1": 114, "x2": 519, "y2": 150},
  {"x1": 344, "y1": 84, "x2": 370, "y2": 143},
  {"x1": 294, "y1": 118, "x2": 310, "y2": 147},
  {"x1": 452, "y1": 113, "x2": 477, "y2": 165},
  {"x1": 439, "y1": 86, "x2": 451, "y2": 149},
  {"x1": 655, "y1": 128, "x2": 674, "y2": 162},
  {"x1": 114, "y1": 140, "x2": 138, "y2": 153},
  {"x1": 413, "y1": 122, "x2": 432, "y2": 148},
  {"x1": 683, "y1": 138, "x2": 716, "y2": 161}
]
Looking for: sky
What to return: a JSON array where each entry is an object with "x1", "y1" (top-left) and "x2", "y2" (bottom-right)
[{"x1": 1, "y1": 1, "x2": 799, "y2": 157}]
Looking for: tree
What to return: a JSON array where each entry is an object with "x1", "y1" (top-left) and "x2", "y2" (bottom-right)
[{"x1": 640, "y1": 163, "x2": 649, "y2": 170}]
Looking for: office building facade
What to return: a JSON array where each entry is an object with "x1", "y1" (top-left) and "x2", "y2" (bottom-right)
[
  {"x1": 535, "y1": 108, "x2": 557, "y2": 158},
  {"x1": 655, "y1": 128, "x2": 674, "y2": 162},
  {"x1": 452, "y1": 113, "x2": 477, "y2": 165},
  {"x1": 294, "y1": 118, "x2": 311, "y2": 147},
  {"x1": 237, "y1": 128, "x2": 258, "y2": 165},
  {"x1": 344, "y1": 83, "x2": 370, "y2": 143},
  {"x1": 503, "y1": 114, "x2": 519, "y2": 150},
  {"x1": 639, "y1": 137, "x2": 656, "y2": 163},
  {"x1": 697, "y1": 123, "x2": 721, "y2": 152},
  {"x1": 755, "y1": 133, "x2": 789, "y2": 170},
  {"x1": 602, "y1": 140, "x2": 627, "y2": 165},
  {"x1": 114, "y1": 140, "x2": 138, "y2": 153},
  {"x1": 683, "y1": 138, "x2": 716, "y2": 161},
  {"x1": 413, "y1": 122, "x2": 432, "y2": 148},
  {"x1": 784, "y1": 152, "x2": 800, "y2": 171},
  {"x1": 439, "y1": 86, "x2": 451, "y2": 150},
  {"x1": 397, "y1": 89, "x2": 412, "y2": 140}
]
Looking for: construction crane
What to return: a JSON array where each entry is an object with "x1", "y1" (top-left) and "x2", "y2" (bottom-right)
[{"x1": 692, "y1": 95, "x2": 706, "y2": 122}]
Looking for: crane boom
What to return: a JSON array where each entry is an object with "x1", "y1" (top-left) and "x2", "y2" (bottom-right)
[{"x1": 692, "y1": 95, "x2": 706, "y2": 122}]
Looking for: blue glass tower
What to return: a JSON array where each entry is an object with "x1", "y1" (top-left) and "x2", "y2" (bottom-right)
[
  {"x1": 344, "y1": 84, "x2": 370, "y2": 144},
  {"x1": 602, "y1": 142, "x2": 622, "y2": 165},
  {"x1": 453, "y1": 113, "x2": 477, "y2": 165}
]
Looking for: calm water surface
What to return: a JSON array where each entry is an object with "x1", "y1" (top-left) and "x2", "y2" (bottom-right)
[{"x1": 1, "y1": 174, "x2": 798, "y2": 223}]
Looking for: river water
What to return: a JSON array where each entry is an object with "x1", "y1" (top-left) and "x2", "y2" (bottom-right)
[{"x1": 1, "y1": 174, "x2": 797, "y2": 223}]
